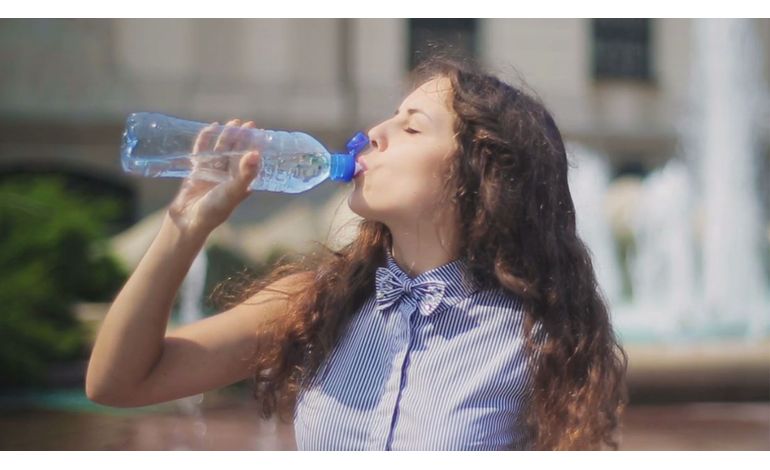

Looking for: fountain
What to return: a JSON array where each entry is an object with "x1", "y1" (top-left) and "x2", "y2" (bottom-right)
[
  {"x1": 567, "y1": 142, "x2": 625, "y2": 309},
  {"x1": 172, "y1": 247, "x2": 209, "y2": 449},
  {"x1": 689, "y1": 18, "x2": 769, "y2": 340},
  {"x1": 569, "y1": 18, "x2": 770, "y2": 345},
  {"x1": 179, "y1": 248, "x2": 209, "y2": 326}
]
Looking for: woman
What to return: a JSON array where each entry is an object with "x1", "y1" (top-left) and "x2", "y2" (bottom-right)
[{"x1": 86, "y1": 56, "x2": 628, "y2": 451}]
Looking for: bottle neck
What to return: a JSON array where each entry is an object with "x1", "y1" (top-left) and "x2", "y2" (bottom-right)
[{"x1": 329, "y1": 153, "x2": 356, "y2": 182}]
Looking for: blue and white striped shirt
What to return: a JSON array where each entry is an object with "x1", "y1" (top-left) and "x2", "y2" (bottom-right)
[{"x1": 293, "y1": 249, "x2": 538, "y2": 450}]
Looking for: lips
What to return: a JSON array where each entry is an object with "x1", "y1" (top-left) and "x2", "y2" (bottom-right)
[{"x1": 356, "y1": 157, "x2": 369, "y2": 172}]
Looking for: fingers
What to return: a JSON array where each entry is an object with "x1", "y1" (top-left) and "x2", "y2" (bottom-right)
[
  {"x1": 188, "y1": 118, "x2": 259, "y2": 201},
  {"x1": 228, "y1": 120, "x2": 257, "y2": 178},
  {"x1": 233, "y1": 120, "x2": 257, "y2": 152},
  {"x1": 192, "y1": 121, "x2": 219, "y2": 155},
  {"x1": 239, "y1": 150, "x2": 261, "y2": 181},
  {"x1": 222, "y1": 150, "x2": 261, "y2": 202},
  {"x1": 237, "y1": 121, "x2": 259, "y2": 176},
  {"x1": 190, "y1": 121, "x2": 220, "y2": 182},
  {"x1": 195, "y1": 119, "x2": 255, "y2": 156},
  {"x1": 213, "y1": 119, "x2": 242, "y2": 154}
]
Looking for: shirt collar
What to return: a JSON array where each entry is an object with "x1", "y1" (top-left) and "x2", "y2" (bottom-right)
[{"x1": 380, "y1": 247, "x2": 480, "y2": 310}]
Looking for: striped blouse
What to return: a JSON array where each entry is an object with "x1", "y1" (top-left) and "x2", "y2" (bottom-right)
[{"x1": 293, "y1": 249, "x2": 540, "y2": 451}]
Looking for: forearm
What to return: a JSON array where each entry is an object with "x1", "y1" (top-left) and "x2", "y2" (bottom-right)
[{"x1": 85, "y1": 212, "x2": 207, "y2": 401}]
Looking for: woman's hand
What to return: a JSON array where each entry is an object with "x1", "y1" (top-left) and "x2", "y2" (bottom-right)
[{"x1": 167, "y1": 119, "x2": 262, "y2": 239}]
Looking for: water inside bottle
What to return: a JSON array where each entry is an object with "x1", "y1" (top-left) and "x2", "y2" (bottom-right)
[
  {"x1": 122, "y1": 116, "x2": 337, "y2": 192},
  {"x1": 170, "y1": 151, "x2": 332, "y2": 193},
  {"x1": 250, "y1": 151, "x2": 331, "y2": 193}
]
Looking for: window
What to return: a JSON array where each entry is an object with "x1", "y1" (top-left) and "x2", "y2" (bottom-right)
[
  {"x1": 613, "y1": 160, "x2": 649, "y2": 179},
  {"x1": 592, "y1": 19, "x2": 653, "y2": 82},
  {"x1": 408, "y1": 19, "x2": 478, "y2": 70}
]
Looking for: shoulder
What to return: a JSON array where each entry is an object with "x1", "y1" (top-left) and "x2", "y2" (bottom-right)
[
  {"x1": 457, "y1": 287, "x2": 536, "y2": 334},
  {"x1": 470, "y1": 286, "x2": 526, "y2": 311}
]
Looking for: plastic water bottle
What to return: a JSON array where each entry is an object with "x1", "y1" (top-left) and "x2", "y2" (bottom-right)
[{"x1": 120, "y1": 112, "x2": 369, "y2": 194}]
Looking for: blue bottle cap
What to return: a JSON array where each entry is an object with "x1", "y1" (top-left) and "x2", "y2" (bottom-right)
[
  {"x1": 346, "y1": 131, "x2": 369, "y2": 156},
  {"x1": 329, "y1": 131, "x2": 370, "y2": 182}
]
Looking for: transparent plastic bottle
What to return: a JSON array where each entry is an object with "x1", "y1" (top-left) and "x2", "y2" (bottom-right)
[{"x1": 120, "y1": 112, "x2": 369, "y2": 194}]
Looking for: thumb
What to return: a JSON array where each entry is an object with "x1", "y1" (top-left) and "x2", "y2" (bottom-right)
[
  {"x1": 222, "y1": 151, "x2": 261, "y2": 202},
  {"x1": 235, "y1": 150, "x2": 261, "y2": 188}
]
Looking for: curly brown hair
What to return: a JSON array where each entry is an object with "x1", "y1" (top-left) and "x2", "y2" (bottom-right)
[{"x1": 212, "y1": 56, "x2": 629, "y2": 451}]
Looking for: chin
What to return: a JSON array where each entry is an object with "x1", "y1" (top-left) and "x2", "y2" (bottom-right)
[
  {"x1": 347, "y1": 187, "x2": 367, "y2": 218},
  {"x1": 347, "y1": 188, "x2": 383, "y2": 222}
]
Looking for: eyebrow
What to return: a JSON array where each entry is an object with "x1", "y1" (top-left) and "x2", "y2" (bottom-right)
[{"x1": 394, "y1": 107, "x2": 433, "y2": 122}]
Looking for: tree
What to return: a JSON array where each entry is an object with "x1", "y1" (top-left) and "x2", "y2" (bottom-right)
[{"x1": 0, "y1": 175, "x2": 127, "y2": 386}]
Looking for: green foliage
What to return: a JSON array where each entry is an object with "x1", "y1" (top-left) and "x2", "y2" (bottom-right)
[{"x1": 0, "y1": 175, "x2": 128, "y2": 386}]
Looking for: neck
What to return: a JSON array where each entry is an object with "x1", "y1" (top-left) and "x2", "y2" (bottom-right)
[{"x1": 387, "y1": 219, "x2": 460, "y2": 278}]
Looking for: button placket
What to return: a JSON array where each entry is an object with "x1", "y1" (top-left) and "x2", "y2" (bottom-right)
[
  {"x1": 370, "y1": 299, "x2": 412, "y2": 450},
  {"x1": 383, "y1": 302, "x2": 415, "y2": 450}
]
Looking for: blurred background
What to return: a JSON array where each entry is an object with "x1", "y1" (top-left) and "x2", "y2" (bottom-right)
[{"x1": 0, "y1": 18, "x2": 768, "y2": 450}]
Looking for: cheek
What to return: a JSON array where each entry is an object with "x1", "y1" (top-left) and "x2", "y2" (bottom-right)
[
  {"x1": 348, "y1": 163, "x2": 446, "y2": 216},
  {"x1": 374, "y1": 173, "x2": 440, "y2": 209}
]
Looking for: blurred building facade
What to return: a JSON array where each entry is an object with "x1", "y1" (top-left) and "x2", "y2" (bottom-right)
[{"x1": 1, "y1": 18, "x2": 769, "y2": 229}]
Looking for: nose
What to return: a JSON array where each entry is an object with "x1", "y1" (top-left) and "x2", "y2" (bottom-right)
[
  {"x1": 366, "y1": 123, "x2": 384, "y2": 152},
  {"x1": 366, "y1": 130, "x2": 378, "y2": 151}
]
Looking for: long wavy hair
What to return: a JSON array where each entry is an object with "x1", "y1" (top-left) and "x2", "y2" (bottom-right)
[{"x1": 213, "y1": 56, "x2": 629, "y2": 451}]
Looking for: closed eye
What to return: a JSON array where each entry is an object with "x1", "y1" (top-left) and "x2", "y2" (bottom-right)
[{"x1": 404, "y1": 128, "x2": 419, "y2": 134}]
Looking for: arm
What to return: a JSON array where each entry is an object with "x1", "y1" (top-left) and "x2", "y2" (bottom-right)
[
  {"x1": 85, "y1": 118, "x2": 281, "y2": 407},
  {"x1": 86, "y1": 221, "x2": 312, "y2": 407},
  {"x1": 84, "y1": 212, "x2": 203, "y2": 405}
]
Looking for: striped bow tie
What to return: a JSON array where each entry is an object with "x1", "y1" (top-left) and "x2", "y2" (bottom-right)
[{"x1": 374, "y1": 266, "x2": 447, "y2": 317}]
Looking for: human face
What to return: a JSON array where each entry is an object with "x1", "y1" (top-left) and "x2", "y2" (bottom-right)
[{"x1": 348, "y1": 76, "x2": 459, "y2": 226}]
